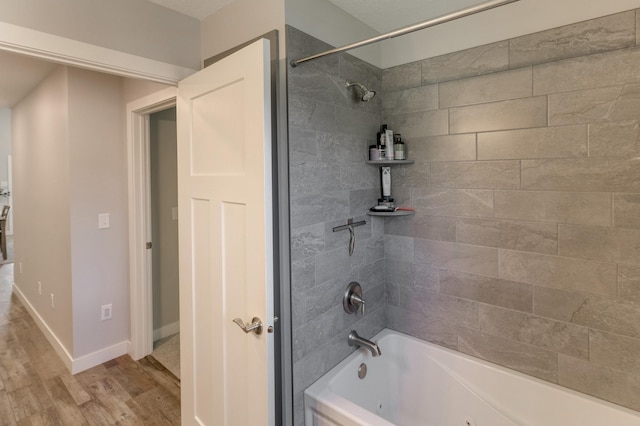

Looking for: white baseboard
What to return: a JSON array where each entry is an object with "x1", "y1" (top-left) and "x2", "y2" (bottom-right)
[
  {"x1": 12, "y1": 283, "x2": 128, "y2": 374},
  {"x1": 71, "y1": 340, "x2": 128, "y2": 374},
  {"x1": 12, "y1": 283, "x2": 74, "y2": 372},
  {"x1": 153, "y1": 321, "x2": 180, "y2": 341}
]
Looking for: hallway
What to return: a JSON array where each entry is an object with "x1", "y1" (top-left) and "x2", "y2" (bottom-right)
[{"x1": 0, "y1": 264, "x2": 181, "y2": 425}]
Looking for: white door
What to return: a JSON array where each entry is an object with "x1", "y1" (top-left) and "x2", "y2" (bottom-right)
[{"x1": 177, "y1": 39, "x2": 275, "y2": 426}]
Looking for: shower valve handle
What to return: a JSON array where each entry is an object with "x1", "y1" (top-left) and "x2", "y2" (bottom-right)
[
  {"x1": 344, "y1": 282, "x2": 366, "y2": 316},
  {"x1": 350, "y1": 294, "x2": 366, "y2": 316}
]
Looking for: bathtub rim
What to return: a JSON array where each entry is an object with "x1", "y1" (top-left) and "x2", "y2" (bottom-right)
[{"x1": 304, "y1": 328, "x2": 640, "y2": 424}]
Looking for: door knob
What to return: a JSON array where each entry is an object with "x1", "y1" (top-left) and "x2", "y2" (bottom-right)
[{"x1": 233, "y1": 317, "x2": 263, "y2": 335}]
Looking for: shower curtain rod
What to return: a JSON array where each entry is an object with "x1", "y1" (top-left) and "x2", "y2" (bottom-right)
[{"x1": 290, "y1": 0, "x2": 520, "y2": 67}]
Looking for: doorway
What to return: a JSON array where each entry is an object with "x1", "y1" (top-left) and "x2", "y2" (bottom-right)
[{"x1": 148, "y1": 107, "x2": 180, "y2": 378}]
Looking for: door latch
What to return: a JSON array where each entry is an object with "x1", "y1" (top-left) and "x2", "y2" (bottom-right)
[{"x1": 232, "y1": 317, "x2": 263, "y2": 335}]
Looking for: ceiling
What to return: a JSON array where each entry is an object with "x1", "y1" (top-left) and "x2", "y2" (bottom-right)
[
  {"x1": 327, "y1": 0, "x2": 487, "y2": 33},
  {"x1": 147, "y1": 0, "x2": 234, "y2": 20}
]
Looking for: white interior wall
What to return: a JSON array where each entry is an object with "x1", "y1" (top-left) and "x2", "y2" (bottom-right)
[
  {"x1": 0, "y1": 0, "x2": 201, "y2": 70},
  {"x1": 201, "y1": 0, "x2": 286, "y2": 61},
  {"x1": 12, "y1": 66, "x2": 74, "y2": 355},
  {"x1": 67, "y1": 67, "x2": 129, "y2": 358},
  {"x1": 150, "y1": 108, "x2": 179, "y2": 336},
  {"x1": 0, "y1": 109, "x2": 12, "y2": 188}
]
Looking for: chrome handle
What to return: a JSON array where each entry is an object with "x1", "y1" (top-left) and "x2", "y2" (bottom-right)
[
  {"x1": 233, "y1": 317, "x2": 263, "y2": 335},
  {"x1": 350, "y1": 294, "x2": 365, "y2": 315}
]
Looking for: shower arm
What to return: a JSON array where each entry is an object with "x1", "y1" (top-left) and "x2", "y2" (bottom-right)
[{"x1": 290, "y1": 0, "x2": 520, "y2": 67}]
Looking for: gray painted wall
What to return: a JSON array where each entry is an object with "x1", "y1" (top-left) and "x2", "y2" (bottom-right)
[{"x1": 150, "y1": 108, "x2": 180, "y2": 336}]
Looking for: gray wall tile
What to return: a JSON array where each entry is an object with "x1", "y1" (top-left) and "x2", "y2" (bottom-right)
[
  {"x1": 439, "y1": 270, "x2": 533, "y2": 312},
  {"x1": 590, "y1": 329, "x2": 640, "y2": 375},
  {"x1": 439, "y1": 67, "x2": 532, "y2": 108},
  {"x1": 408, "y1": 134, "x2": 476, "y2": 162},
  {"x1": 290, "y1": 14, "x2": 640, "y2": 417},
  {"x1": 558, "y1": 224, "x2": 640, "y2": 265},
  {"x1": 534, "y1": 286, "x2": 640, "y2": 339},
  {"x1": 392, "y1": 162, "x2": 430, "y2": 189},
  {"x1": 499, "y1": 250, "x2": 617, "y2": 296},
  {"x1": 511, "y1": 11, "x2": 636, "y2": 68},
  {"x1": 431, "y1": 160, "x2": 520, "y2": 189},
  {"x1": 387, "y1": 305, "x2": 458, "y2": 349},
  {"x1": 382, "y1": 84, "x2": 438, "y2": 116},
  {"x1": 385, "y1": 258, "x2": 414, "y2": 287},
  {"x1": 382, "y1": 61, "x2": 421, "y2": 92},
  {"x1": 613, "y1": 193, "x2": 640, "y2": 229},
  {"x1": 414, "y1": 263, "x2": 439, "y2": 291},
  {"x1": 558, "y1": 354, "x2": 640, "y2": 412},
  {"x1": 386, "y1": 109, "x2": 449, "y2": 138},
  {"x1": 450, "y1": 96, "x2": 547, "y2": 134},
  {"x1": 384, "y1": 234, "x2": 414, "y2": 261},
  {"x1": 421, "y1": 41, "x2": 509, "y2": 85},
  {"x1": 548, "y1": 84, "x2": 640, "y2": 126},
  {"x1": 291, "y1": 223, "x2": 325, "y2": 261},
  {"x1": 288, "y1": 95, "x2": 336, "y2": 132},
  {"x1": 589, "y1": 121, "x2": 640, "y2": 158},
  {"x1": 415, "y1": 238, "x2": 499, "y2": 277},
  {"x1": 456, "y1": 218, "x2": 558, "y2": 255},
  {"x1": 477, "y1": 125, "x2": 587, "y2": 160},
  {"x1": 413, "y1": 188, "x2": 494, "y2": 218},
  {"x1": 290, "y1": 191, "x2": 350, "y2": 229},
  {"x1": 494, "y1": 190, "x2": 611, "y2": 226},
  {"x1": 534, "y1": 47, "x2": 640, "y2": 95},
  {"x1": 458, "y1": 327, "x2": 558, "y2": 382},
  {"x1": 385, "y1": 212, "x2": 457, "y2": 242},
  {"x1": 291, "y1": 256, "x2": 315, "y2": 293},
  {"x1": 479, "y1": 304, "x2": 589, "y2": 359},
  {"x1": 619, "y1": 264, "x2": 640, "y2": 303},
  {"x1": 407, "y1": 287, "x2": 480, "y2": 329},
  {"x1": 288, "y1": 28, "x2": 384, "y2": 425},
  {"x1": 314, "y1": 246, "x2": 351, "y2": 285},
  {"x1": 521, "y1": 158, "x2": 640, "y2": 192}
]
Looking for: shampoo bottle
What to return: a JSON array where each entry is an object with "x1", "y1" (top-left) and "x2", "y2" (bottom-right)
[
  {"x1": 394, "y1": 134, "x2": 405, "y2": 160},
  {"x1": 385, "y1": 127, "x2": 394, "y2": 160},
  {"x1": 378, "y1": 125, "x2": 387, "y2": 159}
]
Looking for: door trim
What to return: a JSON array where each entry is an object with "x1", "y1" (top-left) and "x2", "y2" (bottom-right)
[
  {"x1": 126, "y1": 87, "x2": 177, "y2": 360},
  {"x1": 0, "y1": 21, "x2": 195, "y2": 84}
]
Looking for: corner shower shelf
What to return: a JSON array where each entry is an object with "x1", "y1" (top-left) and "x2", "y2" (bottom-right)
[
  {"x1": 367, "y1": 210, "x2": 415, "y2": 217},
  {"x1": 366, "y1": 160, "x2": 414, "y2": 165}
]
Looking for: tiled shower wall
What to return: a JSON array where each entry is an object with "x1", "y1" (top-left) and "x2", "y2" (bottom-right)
[
  {"x1": 383, "y1": 10, "x2": 640, "y2": 411},
  {"x1": 287, "y1": 26, "x2": 386, "y2": 424}
]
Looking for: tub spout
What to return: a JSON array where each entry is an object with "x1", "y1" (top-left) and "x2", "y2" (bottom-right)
[{"x1": 348, "y1": 330, "x2": 381, "y2": 357}]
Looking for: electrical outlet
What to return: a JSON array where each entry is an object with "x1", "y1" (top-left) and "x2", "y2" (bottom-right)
[
  {"x1": 38, "y1": 281, "x2": 42, "y2": 295},
  {"x1": 50, "y1": 293, "x2": 54, "y2": 309},
  {"x1": 101, "y1": 304, "x2": 112, "y2": 320}
]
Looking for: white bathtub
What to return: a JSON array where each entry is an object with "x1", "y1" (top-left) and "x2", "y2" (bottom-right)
[{"x1": 304, "y1": 329, "x2": 640, "y2": 426}]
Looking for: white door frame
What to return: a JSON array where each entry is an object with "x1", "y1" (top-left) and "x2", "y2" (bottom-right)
[{"x1": 125, "y1": 87, "x2": 177, "y2": 360}]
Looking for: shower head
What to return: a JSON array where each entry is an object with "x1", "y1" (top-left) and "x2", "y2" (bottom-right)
[{"x1": 346, "y1": 80, "x2": 376, "y2": 102}]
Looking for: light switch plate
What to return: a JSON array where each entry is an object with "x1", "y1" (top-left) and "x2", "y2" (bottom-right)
[
  {"x1": 172, "y1": 207, "x2": 178, "y2": 221},
  {"x1": 98, "y1": 213, "x2": 110, "y2": 229}
]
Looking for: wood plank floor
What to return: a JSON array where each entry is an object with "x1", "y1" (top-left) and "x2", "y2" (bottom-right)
[{"x1": 0, "y1": 264, "x2": 181, "y2": 425}]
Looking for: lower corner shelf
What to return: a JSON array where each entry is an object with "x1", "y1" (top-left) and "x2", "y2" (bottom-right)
[{"x1": 367, "y1": 210, "x2": 415, "y2": 217}]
